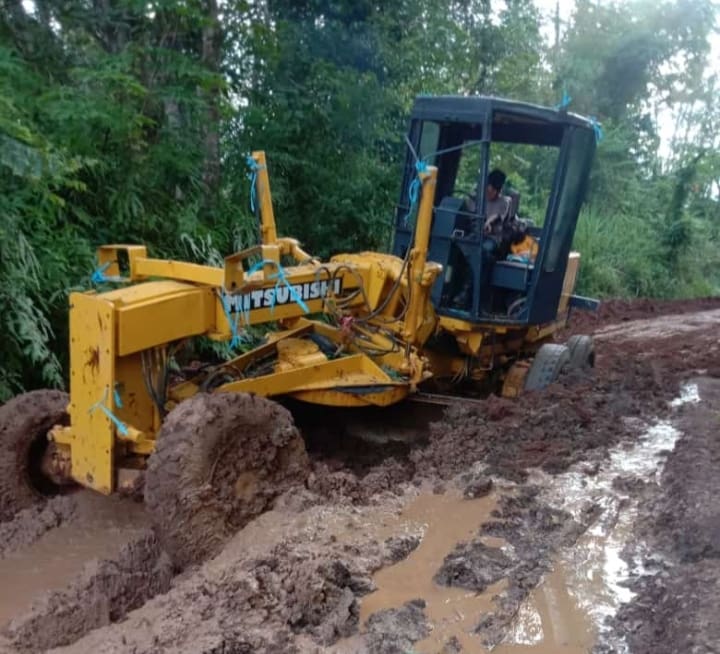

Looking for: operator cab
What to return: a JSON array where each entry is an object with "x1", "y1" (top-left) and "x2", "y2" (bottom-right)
[{"x1": 392, "y1": 96, "x2": 597, "y2": 325}]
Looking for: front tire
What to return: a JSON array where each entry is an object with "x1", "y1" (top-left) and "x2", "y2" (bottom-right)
[
  {"x1": 0, "y1": 390, "x2": 69, "y2": 522},
  {"x1": 144, "y1": 392, "x2": 309, "y2": 569},
  {"x1": 524, "y1": 344, "x2": 570, "y2": 391}
]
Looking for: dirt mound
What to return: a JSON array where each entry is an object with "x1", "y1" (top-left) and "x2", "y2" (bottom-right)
[{"x1": 435, "y1": 541, "x2": 513, "y2": 591}]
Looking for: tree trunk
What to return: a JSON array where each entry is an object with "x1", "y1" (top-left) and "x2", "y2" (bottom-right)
[{"x1": 201, "y1": 0, "x2": 223, "y2": 220}]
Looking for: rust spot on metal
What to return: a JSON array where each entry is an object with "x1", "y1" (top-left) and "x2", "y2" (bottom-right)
[{"x1": 86, "y1": 346, "x2": 100, "y2": 374}]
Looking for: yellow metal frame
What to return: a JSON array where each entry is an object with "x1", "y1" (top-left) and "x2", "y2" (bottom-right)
[
  {"x1": 53, "y1": 154, "x2": 441, "y2": 493},
  {"x1": 53, "y1": 151, "x2": 583, "y2": 495}
]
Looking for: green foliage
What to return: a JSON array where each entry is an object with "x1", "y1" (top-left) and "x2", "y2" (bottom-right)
[{"x1": 0, "y1": 0, "x2": 718, "y2": 399}]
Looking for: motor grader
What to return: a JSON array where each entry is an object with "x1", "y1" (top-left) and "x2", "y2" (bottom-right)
[{"x1": 0, "y1": 96, "x2": 598, "y2": 567}]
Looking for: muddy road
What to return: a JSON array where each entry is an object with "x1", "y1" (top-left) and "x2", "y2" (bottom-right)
[{"x1": 1, "y1": 298, "x2": 719, "y2": 653}]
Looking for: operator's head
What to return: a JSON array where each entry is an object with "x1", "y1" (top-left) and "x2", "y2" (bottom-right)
[{"x1": 487, "y1": 169, "x2": 507, "y2": 201}]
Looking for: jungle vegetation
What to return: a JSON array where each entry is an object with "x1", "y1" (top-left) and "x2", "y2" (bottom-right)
[{"x1": 1, "y1": 0, "x2": 718, "y2": 398}]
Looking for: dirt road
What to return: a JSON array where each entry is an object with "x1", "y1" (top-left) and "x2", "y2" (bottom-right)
[{"x1": 1, "y1": 298, "x2": 719, "y2": 653}]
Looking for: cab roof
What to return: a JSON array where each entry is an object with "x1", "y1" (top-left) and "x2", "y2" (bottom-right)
[{"x1": 410, "y1": 95, "x2": 597, "y2": 146}]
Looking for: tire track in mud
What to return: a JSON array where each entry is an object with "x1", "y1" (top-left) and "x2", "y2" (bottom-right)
[
  {"x1": 0, "y1": 496, "x2": 77, "y2": 560},
  {"x1": 1, "y1": 299, "x2": 719, "y2": 653},
  {"x1": 0, "y1": 492, "x2": 171, "y2": 653}
]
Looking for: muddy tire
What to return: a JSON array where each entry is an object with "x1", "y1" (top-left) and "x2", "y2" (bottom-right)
[
  {"x1": 144, "y1": 392, "x2": 309, "y2": 569},
  {"x1": 566, "y1": 334, "x2": 595, "y2": 369},
  {"x1": 0, "y1": 390, "x2": 69, "y2": 522},
  {"x1": 524, "y1": 344, "x2": 570, "y2": 391}
]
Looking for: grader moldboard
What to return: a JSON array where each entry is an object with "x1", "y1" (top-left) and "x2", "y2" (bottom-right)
[{"x1": 0, "y1": 96, "x2": 599, "y2": 568}]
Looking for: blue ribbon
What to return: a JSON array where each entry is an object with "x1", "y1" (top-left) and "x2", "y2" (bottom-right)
[
  {"x1": 246, "y1": 156, "x2": 266, "y2": 214},
  {"x1": 219, "y1": 291, "x2": 243, "y2": 349},
  {"x1": 402, "y1": 160, "x2": 429, "y2": 227},
  {"x1": 555, "y1": 88, "x2": 572, "y2": 110},
  {"x1": 88, "y1": 387, "x2": 129, "y2": 437},
  {"x1": 90, "y1": 261, "x2": 124, "y2": 284},
  {"x1": 220, "y1": 259, "x2": 310, "y2": 348},
  {"x1": 113, "y1": 384, "x2": 123, "y2": 409},
  {"x1": 590, "y1": 116, "x2": 604, "y2": 143},
  {"x1": 245, "y1": 260, "x2": 310, "y2": 316}
]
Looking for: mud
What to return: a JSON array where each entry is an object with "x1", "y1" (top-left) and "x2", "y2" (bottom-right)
[
  {"x1": 0, "y1": 492, "x2": 169, "y2": 653},
  {"x1": 364, "y1": 599, "x2": 431, "y2": 654},
  {"x1": 594, "y1": 307, "x2": 720, "y2": 342},
  {"x1": 600, "y1": 377, "x2": 720, "y2": 654},
  {"x1": 0, "y1": 495, "x2": 77, "y2": 558},
  {"x1": 46, "y1": 500, "x2": 415, "y2": 654},
  {"x1": 357, "y1": 490, "x2": 503, "y2": 653},
  {"x1": 562, "y1": 296, "x2": 720, "y2": 334},
  {"x1": 1, "y1": 297, "x2": 720, "y2": 653},
  {"x1": 5, "y1": 531, "x2": 172, "y2": 653}
]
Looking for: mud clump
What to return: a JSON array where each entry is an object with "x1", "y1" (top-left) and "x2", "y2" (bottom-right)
[
  {"x1": 307, "y1": 457, "x2": 414, "y2": 506},
  {"x1": 364, "y1": 599, "x2": 430, "y2": 654},
  {"x1": 383, "y1": 533, "x2": 422, "y2": 564},
  {"x1": 439, "y1": 636, "x2": 463, "y2": 653},
  {"x1": 434, "y1": 541, "x2": 513, "y2": 591},
  {"x1": 461, "y1": 473, "x2": 493, "y2": 499},
  {"x1": 4, "y1": 530, "x2": 172, "y2": 653},
  {"x1": 0, "y1": 496, "x2": 76, "y2": 558}
]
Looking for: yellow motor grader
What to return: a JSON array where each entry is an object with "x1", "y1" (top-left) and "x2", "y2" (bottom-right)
[{"x1": 0, "y1": 96, "x2": 598, "y2": 567}]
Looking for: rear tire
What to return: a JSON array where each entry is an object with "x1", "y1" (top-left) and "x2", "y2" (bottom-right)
[
  {"x1": 524, "y1": 344, "x2": 570, "y2": 391},
  {"x1": 566, "y1": 334, "x2": 595, "y2": 369},
  {"x1": 0, "y1": 390, "x2": 69, "y2": 522},
  {"x1": 144, "y1": 392, "x2": 309, "y2": 569}
]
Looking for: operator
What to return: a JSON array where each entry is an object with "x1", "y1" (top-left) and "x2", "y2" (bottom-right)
[
  {"x1": 482, "y1": 168, "x2": 511, "y2": 236},
  {"x1": 451, "y1": 169, "x2": 512, "y2": 310},
  {"x1": 461, "y1": 168, "x2": 511, "y2": 237}
]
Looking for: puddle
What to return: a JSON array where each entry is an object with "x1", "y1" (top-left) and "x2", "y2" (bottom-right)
[
  {"x1": 495, "y1": 569, "x2": 594, "y2": 653},
  {"x1": 501, "y1": 384, "x2": 696, "y2": 651},
  {"x1": 353, "y1": 382, "x2": 695, "y2": 653},
  {"x1": 358, "y1": 490, "x2": 502, "y2": 652},
  {"x1": 349, "y1": 389, "x2": 689, "y2": 653},
  {"x1": 0, "y1": 492, "x2": 149, "y2": 627}
]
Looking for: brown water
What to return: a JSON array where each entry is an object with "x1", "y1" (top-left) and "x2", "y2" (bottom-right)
[
  {"x1": 353, "y1": 489, "x2": 596, "y2": 653},
  {"x1": 359, "y1": 491, "x2": 502, "y2": 653},
  {"x1": 0, "y1": 492, "x2": 149, "y2": 627},
  {"x1": 496, "y1": 567, "x2": 594, "y2": 654}
]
